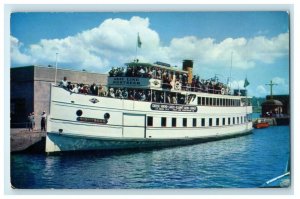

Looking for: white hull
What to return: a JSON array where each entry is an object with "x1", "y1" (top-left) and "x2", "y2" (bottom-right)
[
  {"x1": 46, "y1": 85, "x2": 253, "y2": 153},
  {"x1": 46, "y1": 129, "x2": 252, "y2": 152}
]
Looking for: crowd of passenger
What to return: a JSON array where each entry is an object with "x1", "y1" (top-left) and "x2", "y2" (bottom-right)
[
  {"x1": 59, "y1": 76, "x2": 192, "y2": 104},
  {"x1": 190, "y1": 75, "x2": 229, "y2": 94},
  {"x1": 59, "y1": 69, "x2": 230, "y2": 105},
  {"x1": 106, "y1": 88, "x2": 191, "y2": 104},
  {"x1": 108, "y1": 66, "x2": 229, "y2": 94},
  {"x1": 59, "y1": 77, "x2": 107, "y2": 96},
  {"x1": 109, "y1": 66, "x2": 189, "y2": 90}
]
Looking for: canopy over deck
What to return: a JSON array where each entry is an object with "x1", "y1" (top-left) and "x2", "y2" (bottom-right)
[{"x1": 125, "y1": 61, "x2": 188, "y2": 74}]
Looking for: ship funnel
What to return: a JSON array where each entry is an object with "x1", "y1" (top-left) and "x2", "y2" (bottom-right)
[{"x1": 182, "y1": 60, "x2": 193, "y2": 84}]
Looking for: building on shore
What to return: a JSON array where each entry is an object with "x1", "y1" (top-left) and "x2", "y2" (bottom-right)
[
  {"x1": 10, "y1": 65, "x2": 107, "y2": 128},
  {"x1": 261, "y1": 95, "x2": 290, "y2": 117},
  {"x1": 261, "y1": 94, "x2": 290, "y2": 125}
]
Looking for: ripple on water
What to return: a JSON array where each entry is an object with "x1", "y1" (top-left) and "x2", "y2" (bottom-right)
[{"x1": 11, "y1": 126, "x2": 290, "y2": 188}]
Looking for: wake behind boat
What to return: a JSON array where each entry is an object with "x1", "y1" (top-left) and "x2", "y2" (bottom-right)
[{"x1": 45, "y1": 60, "x2": 253, "y2": 153}]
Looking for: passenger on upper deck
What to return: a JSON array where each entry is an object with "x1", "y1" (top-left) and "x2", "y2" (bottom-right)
[
  {"x1": 60, "y1": 77, "x2": 68, "y2": 88},
  {"x1": 146, "y1": 90, "x2": 152, "y2": 101},
  {"x1": 140, "y1": 91, "x2": 146, "y2": 101},
  {"x1": 172, "y1": 95, "x2": 177, "y2": 104},
  {"x1": 122, "y1": 89, "x2": 128, "y2": 99},
  {"x1": 90, "y1": 83, "x2": 98, "y2": 96},
  {"x1": 108, "y1": 88, "x2": 115, "y2": 98},
  {"x1": 71, "y1": 84, "x2": 79, "y2": 93}
]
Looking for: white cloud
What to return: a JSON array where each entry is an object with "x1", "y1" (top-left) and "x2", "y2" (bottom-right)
[
  {"x1": 229, "y1": 80, "x2": 245, "y2": 90},
  {"x1": 11, "y1": 16, "x2": 289, "y2": 73},
  {"x1": 10, "y1": 36, "x2": 32, "y2": 65},
  {"x1": 271, "y1": 77, "x2": 289, "y2": 95},
  {"x1": 272, "y1": 77, "x2": 285, "y2": 85},
  {"x1": 256, "y1": 85, "x2": 268, "y2": 97}
]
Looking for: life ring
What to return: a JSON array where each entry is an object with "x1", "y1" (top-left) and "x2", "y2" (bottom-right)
[
  {"x1": 221, "y1": 88, "x2": 225, "y2": 95},
  {"x1": 226, "y1": 88, "x2": 229, "y2": 95},
  {"x1": 174, "y1": 81, "x2": 181, "y2": 90}
]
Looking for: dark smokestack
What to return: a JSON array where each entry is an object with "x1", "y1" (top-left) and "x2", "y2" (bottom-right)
[{"x1": 182, "y1": 60, "x2": 193, "y2": 84}]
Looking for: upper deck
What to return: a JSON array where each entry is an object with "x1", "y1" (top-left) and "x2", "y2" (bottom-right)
[{"x1": 108, "y1": 60, "x2": 230, "y2": 95}]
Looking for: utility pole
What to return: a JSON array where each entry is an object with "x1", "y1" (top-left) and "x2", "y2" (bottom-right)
[
  {"x1": 54, "y1": 52, "x2": 59, "y2": 85},
  {"x1": 265, "y1": 80, "x2": 278, "y2": 99}
]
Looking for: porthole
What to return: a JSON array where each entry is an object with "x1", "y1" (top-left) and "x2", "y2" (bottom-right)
[
  {"x1": 104, "y1": 113, "x2": 110, "y2": 120},
  {"x1": 76, "y1": 110, "x2": 83, "y2": 116}
]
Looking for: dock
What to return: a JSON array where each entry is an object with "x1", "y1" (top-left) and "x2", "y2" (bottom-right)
[{"x1": 10, "y1": 129, "x2": 46, "y2": 153}]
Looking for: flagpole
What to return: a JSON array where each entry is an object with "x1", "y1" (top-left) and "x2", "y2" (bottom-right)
[{"x1": 135, "y1": 35, "x2": 138, "y2": 60}]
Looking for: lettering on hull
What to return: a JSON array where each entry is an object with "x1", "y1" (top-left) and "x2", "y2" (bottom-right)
[
  {"x1": 151, "y1": 103, "x2": 197, "y2": 112},
  {"x1": 77, "y1": 117, "x2": 107, "y2": 124}
]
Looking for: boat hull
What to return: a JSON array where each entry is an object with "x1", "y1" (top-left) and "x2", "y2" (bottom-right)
[
  {"x1": 254, "y1": 122, "x2": 270, "y2": 129},
  {"x1": 46, "y1": 85, "x2": 253, "y2": 153},
  {"x1": 46, "y1": 129, "x2": 252, "y2": 153}
]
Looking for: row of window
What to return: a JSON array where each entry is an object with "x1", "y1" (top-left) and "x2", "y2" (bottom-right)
[
  {"x1": 147, "y1": 116, "x2": 248, "y2": 127},
  {"x1": 197, "y1": 97, "x2": 241, "y2": 107}
]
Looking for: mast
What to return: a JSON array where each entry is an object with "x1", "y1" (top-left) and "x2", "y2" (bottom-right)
[{"x1": 227, "y1": 51, "x2": 233, "y2": 86}]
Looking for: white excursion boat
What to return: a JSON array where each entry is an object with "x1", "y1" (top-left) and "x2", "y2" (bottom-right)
[{"x1": 45, "y1": 60, "x2": 253, "y2": 153}]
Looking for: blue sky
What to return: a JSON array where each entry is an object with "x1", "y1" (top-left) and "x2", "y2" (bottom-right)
[{"x1": 10, "y1": 12, "x2": 290, "y2": 97}]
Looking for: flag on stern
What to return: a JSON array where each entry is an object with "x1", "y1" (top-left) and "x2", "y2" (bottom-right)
[
  {"x1": 244, "y1": 77, "x2": 250, "y2": 88},
  {"x1": 137, "y1": 33, "x2": 142, "y2": 48}
]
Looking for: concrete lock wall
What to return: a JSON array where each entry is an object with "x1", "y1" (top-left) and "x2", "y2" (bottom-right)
[{"x1": 11, "y1": 65, "x2": 108, "y2": 128}]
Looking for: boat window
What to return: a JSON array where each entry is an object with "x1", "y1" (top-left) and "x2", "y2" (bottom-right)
[
  {"x1": 147, "y1": 116, "x2": 153, "y2": 126},
  {"x1": 222, "y1": 98, "x2": 225, "y2": 106},
  {"x1": 237, "y1": 117, "x2": 239, "y2": 124},
  {"x1": 201, "y1": 118, "x2": 205, "y2": 127},
  {"x1": 241, "y1": 116, "x2": 243, "y2": 123},
  {"x1": 216, "y1": 98, "x2": 219, "y2": 106},
  {"x1": 233, "y1": 117, "x2": 235, "y2": 125},
  {"x1": 222, "y1": 118, "x2": 226, "y2": 125},
  {"x1": 228, "y1": 117, "x2": 231, "y2": 125},
  {"x1": 172, "y1": 118, "x2": 176, "y2": 127},
  {"x1": 216, "y1": 118, "x2": 219, "y2": 126},
  {"x1": 161, "y1": 117, "x2": 167, "y2": 127},
  {"x1": 213, "y1": 98, "x2": 216, "y2": 106},
  {"x1": 202, "y1": 97, "x2": 205, "y2": 106},
  {"x1": 193, "y1": 118, "x2": 197, "y2": 127},
  {"x1": 197, "y1": 97, "x2": 201, "y2": 105},
  {"x1": 183, "y1": 118, "x2": 187, "y2": 127},
  {"x1": 210, "y1": 98, "x2": 213, "y2": 106},
  {"x1": 206, "y1": 97, "x2": 209, "y2": 106},
  {"x1": 209, "y1": 118, "x2": 213, "y2": 126}
]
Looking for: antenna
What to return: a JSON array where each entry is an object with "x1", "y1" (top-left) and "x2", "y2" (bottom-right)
[{"x1": 227, "y1": 51, "x2": 233, "y2": 86}]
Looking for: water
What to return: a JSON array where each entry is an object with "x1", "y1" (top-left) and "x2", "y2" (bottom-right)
[{"x1": 11, "y1": 126, "x2": 290, "y2": 189}]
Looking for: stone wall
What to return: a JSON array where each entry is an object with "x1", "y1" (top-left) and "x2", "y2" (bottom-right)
[
  {"x1": 11, "y1": 66, "x2": 34, "y2": 127},
  {"x1": 11, "y1": 65, "x2": 107, "y2": 128}
]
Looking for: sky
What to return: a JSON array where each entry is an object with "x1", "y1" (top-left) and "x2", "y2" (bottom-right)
[{"x1": 10, "y1": 12, "x2": 290, "y2": 97}]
